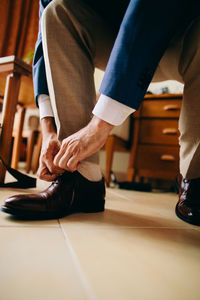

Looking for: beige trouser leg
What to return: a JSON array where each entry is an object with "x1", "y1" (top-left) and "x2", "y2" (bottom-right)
[
  {"x1": 152, "y1": 17, "x2": 200, "y2": 179},
  {"x1": 41, "y1": 0, "x2": 115, "y2": 165}
]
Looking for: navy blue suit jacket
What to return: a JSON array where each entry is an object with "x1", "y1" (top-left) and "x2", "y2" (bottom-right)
[
  {"x1": 33, "y1": 0, "x2": 51, "y2": 103},
  {"x1": 33, "y1": 0, "x2": 199, "y2": 109}
]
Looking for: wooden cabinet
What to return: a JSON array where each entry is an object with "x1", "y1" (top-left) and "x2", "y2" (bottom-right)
[{"x1": 127, "y1": 94, "x2": 182, "y2": 182}]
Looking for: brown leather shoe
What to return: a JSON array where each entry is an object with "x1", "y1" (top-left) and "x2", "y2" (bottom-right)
[
  {"x1": 176, "y1": 176, "x2": 200, "y2": 226},
  {"x1": 1, "y1": 171, "x2": 105, "y2": 219}
]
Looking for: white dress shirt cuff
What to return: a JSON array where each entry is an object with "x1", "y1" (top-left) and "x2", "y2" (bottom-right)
[
  {"x1": 92, "y1": 94, "x2": 135, "y2": 126},
  {"x1": 38, "y1": 94, "x2": 54, "y2": 120}
]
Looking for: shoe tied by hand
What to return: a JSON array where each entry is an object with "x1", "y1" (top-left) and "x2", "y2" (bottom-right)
[{"x1": 1, "y1": 171, "x2": 105, "y2": 219}]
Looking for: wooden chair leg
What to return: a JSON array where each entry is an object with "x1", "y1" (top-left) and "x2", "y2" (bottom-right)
[
  {"x1": 127, "y1": 117, "x2": 140, "y2": 182},
  {"x1": 32, "y1": 131, "x2": 42, "y2": 174},
  {"x1": 105, "y1": 135, "x2": 116, "y2": 186},
  {"x1": 26, "y1": 130, "x2": 37, "y2": 173},
  {"x1": 11, "y1": 105, "x2": 26, "y2": 170},
  {"x1": 0, "y1": 73, "x2": 21, "y2": 182}
]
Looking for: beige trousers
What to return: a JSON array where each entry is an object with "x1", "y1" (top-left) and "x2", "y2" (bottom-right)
[
  {"x1": 153, "y1": 17, "x2": 200, "y2": 179},
  {"x1": 41, "y1": 0, "x2": 116, "y2": 165},
  {"x1": 41, "y1": 0, "x2": 200, "y2": 179}
]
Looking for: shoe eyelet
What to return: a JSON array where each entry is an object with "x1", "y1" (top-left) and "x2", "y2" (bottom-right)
[{"x1": 183, "y1": 179, "x2": 189, "y2": 183}]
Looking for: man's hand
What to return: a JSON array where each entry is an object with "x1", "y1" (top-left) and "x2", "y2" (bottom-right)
[
  {"x1": 37, "y1": 117, "x2": 64, "y2": 181},
  {"x1": 53, "y1": 116, "x2": 113, "y2": 172}
]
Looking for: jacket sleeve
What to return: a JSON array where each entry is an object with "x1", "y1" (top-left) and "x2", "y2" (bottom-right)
[
  {"x1": 33, "y1": 0, "x2": 52, "y2": 106},
  {"x1": 99, "y1": 0, "x2": 198, "y2": 110}
]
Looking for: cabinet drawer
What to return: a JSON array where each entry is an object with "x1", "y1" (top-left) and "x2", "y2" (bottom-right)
[
  {"x1": 136, "y1": 145, "x2": 179, "y2": 178},
  {"x1": 139, "y1": 119, "x2": 179, "y2": 145},
  {"x1": 141, "y1": 99, "x2": 181, "y2": 118}
]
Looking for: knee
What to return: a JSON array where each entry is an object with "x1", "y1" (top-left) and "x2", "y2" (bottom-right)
[
  {"x1": 179, "y1": 17, "x2": 200, "y2": 81},
  {"x1": 41, "y1": 0, "x2": 65, "y2": 29},
  {"x1": 41, "y1": 1, "x2": 56, "y2": 29}
]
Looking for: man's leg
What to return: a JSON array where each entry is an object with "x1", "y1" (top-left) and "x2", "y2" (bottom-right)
[
  {"x1": 41, "y1": 0, "x2": 115, "y2": 180},
  {"x1": 153, "y1": 17, "x2": 200, "y2": 225},
  {"x1": 153, "y1": 17, "x2": 200, "y2": 180},
  {"x1": 0, "y1": 0, "x2": 118, "y2": 219},
  {"x1": 178, "y1": 17, "x2": 200, "y2": 179}
]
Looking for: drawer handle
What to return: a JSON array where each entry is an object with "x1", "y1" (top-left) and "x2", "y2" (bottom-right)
[
  {"x1": 160, "y1": 154, "x2": 176, "y2": 161},
  {"x1": 163, "y1": 104, "x2": 180, "y2": 111},
  {"x1": 162, "y1": 128, "x2": 178, "y2": 135}
]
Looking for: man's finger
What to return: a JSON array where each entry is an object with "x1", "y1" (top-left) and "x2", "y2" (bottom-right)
[
  {"x1": 53, "y1": 147, "x2": 66, "y2": 166},
  {"x1": 45, "y1": 157, "x2": 64, "y2": 174},
  {"x1": 37, "y1": 164, "x2": 58, "y2": 182},
  {"x1": 67, "y1": 155, "x2": 79, "y2": 172},
  {"x1": 55, "y1": 152, "x2": 73, "y2": 170},
  {"x1": 39, "y1": 173, "x2": 58, "y2": 182},
  {"x1": 54, "y1": 144, "x2": 71, "y2": 168}
]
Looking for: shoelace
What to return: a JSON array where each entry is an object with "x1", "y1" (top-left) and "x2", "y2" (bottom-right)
[{"x1": 0, "y1": 157, "x2": 36, "y2": 188}]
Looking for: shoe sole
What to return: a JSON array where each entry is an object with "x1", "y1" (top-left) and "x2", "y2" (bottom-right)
[
  {"x1": 1, "y1": 205, "x2": 104, "y2": 220},
  {"x1": 175, "y1": 204, "x2": 200, "y2": 226},
  {"x1": 1, "y1": 206, "x2": 67, "y2": 220}
]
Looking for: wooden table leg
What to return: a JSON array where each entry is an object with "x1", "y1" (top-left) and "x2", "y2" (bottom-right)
[
  {"x1": 127, "y1": 117, "x2": 140, "y2": 182},
  {"x1": 11, "y1": 105, "x2": 26, "y2": 170},
  {"x1": 26, "y1": 130, "x2": 37, "y2": 173},
  {"x1": 32, "y1": 131, "x2": 42, "y2": 174},
  {"x1": 0, "y1": 73, "x2": 21, "y2": 182},
  {"x1": 105, "y1": 135, "x2": 116, "y2": 186}
]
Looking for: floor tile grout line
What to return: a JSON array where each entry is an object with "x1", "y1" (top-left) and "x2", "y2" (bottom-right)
[
  {"x1": 58, "y1": 219, "x2": 98, "y2": 300},
  {"x1": 0, "y1": 220, "x2": 196, "y2": 230},
  {"x1": 107, "y1": 189, "x2": 154, "y2": 202},
  {"x1": 0, "y1": 219, "x2": 60, "y2": 228},
  {"x1": 0, "y1": 225, "x2": 59, "y2": 228},
  {"x1": 58, "y1": 225, "x2": 198, "y2": 230},
  {"x1": 108, "y1": 189, "x2": 177, "y2": 201},
  {"x1": 106, "y1": 190, "x2": 133, "y2": 201},
  {"x1": 0, "y1": 223, "x2": 195, "y2": 229}
]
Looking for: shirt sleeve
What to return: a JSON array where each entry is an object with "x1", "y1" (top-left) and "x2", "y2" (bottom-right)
[
  {"x1": 38, "y1": 94, "x2": 54, "y2": 120},
  {"x1": 92, "y1": 94, "x2": 135, "y2": 126}
]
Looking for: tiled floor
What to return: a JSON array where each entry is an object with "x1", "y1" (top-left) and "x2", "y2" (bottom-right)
[{"x1": 0, "y1": 177, "x2": 200, "y2": 300}]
